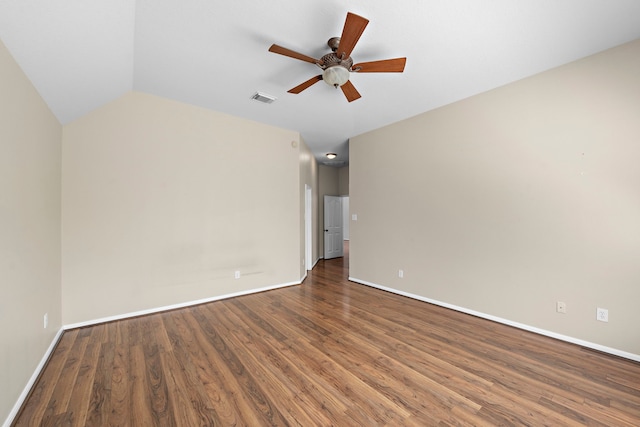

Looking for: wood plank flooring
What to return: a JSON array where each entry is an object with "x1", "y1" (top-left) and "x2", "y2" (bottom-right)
[{"x1": 13, "y1": 246, "x2": 640, "y2": 425}]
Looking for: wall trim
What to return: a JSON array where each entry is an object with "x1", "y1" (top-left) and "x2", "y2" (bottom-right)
[
  {"x1": 348, "y1": 276, "x2": 640, "y2": 363},
  {"x1": 64, "y1": 280, "x2": 301, "y2": 330},
  {"x1": 3, "y1": 327, "x2": 64, "y2": 427}
]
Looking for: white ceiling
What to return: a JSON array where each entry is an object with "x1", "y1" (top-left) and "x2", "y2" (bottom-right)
[{"x1": 2, "y1": 1, "x2": 640, "y2": 165}]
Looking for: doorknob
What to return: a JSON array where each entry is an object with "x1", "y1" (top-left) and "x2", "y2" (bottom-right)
[{"x1": 324, "y1": 229, "x2": 328, "y2": 232}]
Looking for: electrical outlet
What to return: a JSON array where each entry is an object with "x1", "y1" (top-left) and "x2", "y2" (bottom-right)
[
  {"x1": 556, "y1": 301, "x2": 567, "y2": 314},
  {"x1": 398, "y1": 269, "x2": 404, "y2": 278},
  {"x1": 234, "y1": 270, "x2": 241, "y2": 279},
  {"x1": 44, "y1": 313, "x2": 48, "y2": 329},
  {"x1": 596, "y1": 307, "x2": 608, "y2": 322}
]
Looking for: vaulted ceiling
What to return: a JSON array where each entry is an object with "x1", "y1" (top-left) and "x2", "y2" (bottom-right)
[{"x1": 2, "y1": 1, "x2": 640, "y2": 165}]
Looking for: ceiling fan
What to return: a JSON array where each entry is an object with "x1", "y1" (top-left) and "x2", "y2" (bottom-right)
[{"x1": 268, "y1": 12, "x2": 406, "y2": 102}]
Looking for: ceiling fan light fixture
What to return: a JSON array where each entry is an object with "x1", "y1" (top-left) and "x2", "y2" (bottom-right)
[
  {"x1": 326, "y1": 153, "x2": 337, "y2": 159},
  {"x1": 322, "y1": 66, "x2": 350, "y2": 88}
]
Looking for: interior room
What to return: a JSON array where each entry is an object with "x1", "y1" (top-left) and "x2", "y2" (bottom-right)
[{"x1": 2, "y1": 1, "x2": 640, "y2": 425}]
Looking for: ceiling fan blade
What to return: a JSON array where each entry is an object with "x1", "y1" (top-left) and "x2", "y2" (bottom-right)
[
  {"x1": 336, "y1": 12, "x2": 369, "y2": 59},
  {"x1": 353, "y1": 57, "x2": 407, "y2": 73},
  {"x1": 340, "y1": 80, "x2": 361, "y2": 102},
  {"x1": 288, "y1": 75, "x2": 323, "y2": 94},
  {"x1": 268, "y1": 44, "x2": 319, "y2": 64}
]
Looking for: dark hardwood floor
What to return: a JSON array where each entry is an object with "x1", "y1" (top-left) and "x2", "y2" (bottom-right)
[{"x1": 14, "y1": 243, "x2": 640, "y2": 426}]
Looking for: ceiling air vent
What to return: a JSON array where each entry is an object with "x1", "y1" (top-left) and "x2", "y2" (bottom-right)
[{"x1": 251, "y1": 92, "x2": 277, "y2": 104}]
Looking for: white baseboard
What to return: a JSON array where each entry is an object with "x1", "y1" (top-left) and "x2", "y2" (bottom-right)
[
  {"x1": 64, "y1": 280, "x2": 301, "y2": 330},
  {"x1": 3, "y1": 327, "x2": 64, "y2": 427},
  {"x1": 349, "y1": 276, "x2": 640, "y2": 363}
]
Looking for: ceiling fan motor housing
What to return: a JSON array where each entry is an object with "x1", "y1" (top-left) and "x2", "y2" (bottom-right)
[{"x1": 320, "y1": 52, "x2": 353, "y2": 70}]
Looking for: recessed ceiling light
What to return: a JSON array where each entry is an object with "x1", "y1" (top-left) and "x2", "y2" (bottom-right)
[{"x1": 326, "y1": 153, "x2": 337, "y2": 159}]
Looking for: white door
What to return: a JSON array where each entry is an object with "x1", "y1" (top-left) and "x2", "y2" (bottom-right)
[{"x1": 324, "y1": 195, "x2": 344, "y2": 259}]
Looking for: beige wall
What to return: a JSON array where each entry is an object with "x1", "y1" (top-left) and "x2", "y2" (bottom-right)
[
  {"x1": 299, "y1": 139, "x2": 320, "y2": 271},
  {"x1": 350, "y1": 39, "x2": 640, "y2": 357},
  {"x1": 338, "y1": 166, "x2": 349, "y2": 196},
  {"x1": 62, "y1": 92, "x2": 302, "y2": 325},
  {"x1": 0, "y1": 40, "x2": 62, "y2": 423}
]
